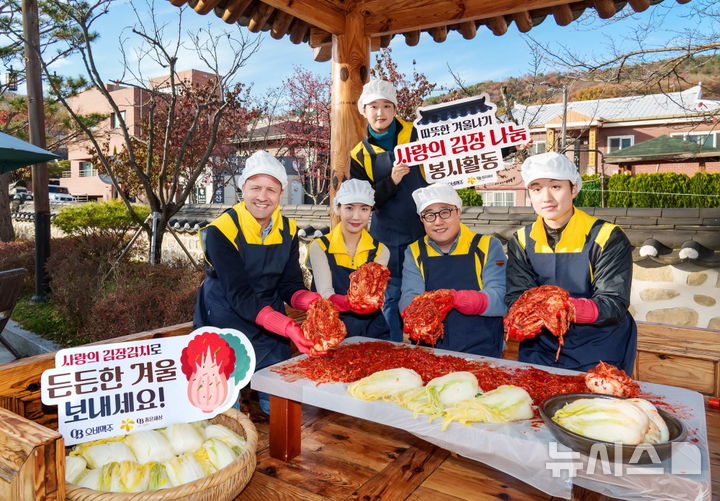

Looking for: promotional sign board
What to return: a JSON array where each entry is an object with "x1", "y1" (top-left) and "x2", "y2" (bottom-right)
[
  {"x1": 41, "y1": 327, "x2": 255, "y2": 445},
  {"x1": 394, "y1": 94, "x2": 530, "y2": 188}
]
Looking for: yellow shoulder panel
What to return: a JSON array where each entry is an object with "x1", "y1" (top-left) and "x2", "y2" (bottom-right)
[
  {"x1": 516, "y1": 227, "x2": 527, "y2": 250},
  {"x1": 209, "y1": 212, "x2": 240, "y2": 250},
  {"x1": 594, "y1": 222, "x2": 617, "y2": 250}
]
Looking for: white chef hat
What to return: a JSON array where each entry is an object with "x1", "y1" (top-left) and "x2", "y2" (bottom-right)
[
  {"x1": 334, "y1": 179, "x2": 375, "y2": 214},
  {"x1": 358, "y1": 79, "x2": 398, "y2": 114},
  {"x1": 239, "y1": 150, "x2": 287, "y2": 190},
  {"x1": 520, "y1": 152, "x2": 582, "y2": 191},
  {"x1": 412, "y1": 184, "x2": 463, "y2": 215}
]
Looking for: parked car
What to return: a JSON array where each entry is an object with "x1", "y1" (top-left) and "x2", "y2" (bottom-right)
[
  {"x1": 9, "y1": 186, "x2": 33, "y2": 201},
  {"x1": 48, "y1": 185, "x2": 74, "y2": 202}
]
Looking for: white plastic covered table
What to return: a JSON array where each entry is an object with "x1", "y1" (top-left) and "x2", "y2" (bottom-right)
[{"x1": 251, "y1": 337, "x2": 710, "y2": 500}]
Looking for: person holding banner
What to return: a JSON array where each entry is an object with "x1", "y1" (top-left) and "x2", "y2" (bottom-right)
[
  {"x1": 349, "y1": 79, "x2": 428, "y2": 342},
  {"x1": 505, "y1": 152, "x2": 636, "y2": 373},
  {"x1": 194, "y1": 150, "x2": 324, "y2": 414},
  {"x1": 307, "y1": 179, "x2": 391, "y2": 340},
  {"x1": 400, "y1": 183, "x2": 507, "y2": 356}
]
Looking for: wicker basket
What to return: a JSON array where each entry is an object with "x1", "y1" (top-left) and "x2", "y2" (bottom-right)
[{"x1": 65, "y1": 408, "x2": 258, "y2": 501}]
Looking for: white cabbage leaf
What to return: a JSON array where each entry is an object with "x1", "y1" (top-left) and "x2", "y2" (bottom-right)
[
  {"x1": 164, "y1": 453, "x2": 206, "y2": 487},
  {"x1": 145, "y1": 462, "x2": 171, "y2": 490},
  {"x1": 475, "y1": 385, "x2": 534, "y2": 421},
  {"x1": 441, "y1": 399, "x2": 505, "y2": 430},
  {"x1": 78, "y1": 441, "x2": 136, "y2": 469},
  {"x1": 76, "y1": 468, "x2": 102, "y2": 490},
  {"x1": 347, "y1": 368, "x2": 423, "y2": 400},
  {"x1": 124, "y1": 430, "x2": 175, "y2": 464},
  {"x1": 204, "y1": 424, "x2": 246, "y2": 455},
  {"x1": 98, "y1": 461, "x2": 149, "y2": 493},
  {"x1": 627, "y1": 398, "x2": 670, "y2": 444},
  {"x1": 426, "y1": 371, "x2": 480, "y2": 407},
  {"x1": 162, "y1": 423, "x2": 205, "y2": 455},
  {"x1": 552, "y1": 397, "x2": 650, "y2": 444},
  {"x1": 197, "y1": 438, "x2": 237, "y2": 470},
  {"x1": 391, "y1": 387, "x2": 441, "y2": 419},
  {"x1": 65, "y1": 455, "x2": 87, "y2": 484}
]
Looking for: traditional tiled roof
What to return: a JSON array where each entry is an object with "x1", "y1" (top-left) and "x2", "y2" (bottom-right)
[
  {"x1": 513, "y1": 85, "x2": 720, "y2": 127},
  {"x1": 605, "y1": 135, "x2": 720, "y2": 164}
]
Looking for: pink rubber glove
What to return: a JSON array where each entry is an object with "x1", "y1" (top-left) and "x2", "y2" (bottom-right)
[
  {"x1": 452, "y1": 290, "x2": 488, "y2": 315},
  {"x1": 255, "y1": 306, "x2": 315, "y2": 355},
  {"x1": 290, "y1": 290, "x2": 322, "y2": 311},
  {"x1": 286, "y1": 322, "x2": 326, "y2": 356},
  {"x1": 570, "y1": 297, "x2": 599, "y2": 324},
  {"x1": 329, "y1": 294, "x2": 352, "y2": 312},
  {"x1": 330, "y1": 294, "x2": 378, "y2": 315}
]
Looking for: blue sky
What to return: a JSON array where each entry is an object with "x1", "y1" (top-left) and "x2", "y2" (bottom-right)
[{"x1": 47, "y1": 0, "x2": 708, "y2": 102}]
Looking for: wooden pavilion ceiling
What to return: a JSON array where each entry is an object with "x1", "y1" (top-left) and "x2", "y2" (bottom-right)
[{"x1": 167, "y1": 0, "x2": 691, "y2": 62}]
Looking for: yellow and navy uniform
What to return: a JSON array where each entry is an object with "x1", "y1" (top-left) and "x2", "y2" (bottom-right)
[
  {"x1": 405, "y1": 224, "x2": 506, "y2": 356},
  {"x1": 505, "y1": 208, "x2": 636, "y2": 373},
  {"x1": 307, "y1": 225, "x2": 390, "y2": 340},
  {"x1": 193, "y1": 202, "x2": 306, "y2": 370},
  {"x1": 349, "y1": 116, "x2": 426, "y2": 248},
  {"x1": 349, "y1": 116, "x2": 428, "y2": 342}
]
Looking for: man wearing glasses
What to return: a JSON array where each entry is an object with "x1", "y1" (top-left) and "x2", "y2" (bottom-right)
[{"x1": 399, "y1": 184, "x2": 507, "y2": 356}]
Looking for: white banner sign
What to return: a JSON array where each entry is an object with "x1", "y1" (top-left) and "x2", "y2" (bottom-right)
[
  {"x1": 41, "y1": 327, "x2": 255, "y2": 445},
  {"x1": 394, "y1": 94, "x2": 531, "y2": 188}
]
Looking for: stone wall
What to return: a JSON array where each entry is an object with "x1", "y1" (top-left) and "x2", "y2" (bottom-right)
[
  {"x1": 11, "y1": 205, "x2": 720, "y2": 331},
  {"x1": 630, "y1": 263, "x2": 720, "y2": 329},
  {"x1": 12, "y1": 219, "x2": 202, "y2": 264}
]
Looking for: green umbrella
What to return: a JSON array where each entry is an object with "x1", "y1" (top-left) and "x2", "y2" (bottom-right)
[{"x1": 0, "y1": 131, "x2": 59, "y2": 173}]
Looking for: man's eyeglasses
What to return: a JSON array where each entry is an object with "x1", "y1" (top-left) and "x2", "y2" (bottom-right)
[{"x1": 421, "y1": 207, "x2": 457, "y2": 222}]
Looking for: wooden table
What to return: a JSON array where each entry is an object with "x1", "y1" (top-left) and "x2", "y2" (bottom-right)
[{"x1": 251, "y1": 338, "x2": 711, "y2": 501}]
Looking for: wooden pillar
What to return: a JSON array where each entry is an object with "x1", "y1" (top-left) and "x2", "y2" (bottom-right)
[
  {"x1": 330, "y1": 11, "x2": 369, "y2": 226},
  {"x1": 546, "y1": 128, "x2": 556, "y2": 152},
  {"x1": 588, "y1": 126, "x2": 597, "y2": 172}
]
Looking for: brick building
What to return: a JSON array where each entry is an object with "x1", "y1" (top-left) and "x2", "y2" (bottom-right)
[{"x1": 483, "y1": 84, "x2": 720, "y2": 207}]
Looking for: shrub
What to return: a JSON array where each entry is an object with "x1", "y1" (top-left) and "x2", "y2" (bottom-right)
[
  {"x1": 54, "y1": 200, "x2": 150, "y2": 254},
  {"x1": 46, "y1": 236, "x2": 121, "y2": 332},
  {"x1": 606, "y1": 174, "x2": 632, "y2": 208},
  {"x1": 602, "y1": 172, "x2": 720, "y2": 208},
  {"x1": 575, "y1": 174, "x2": 602, "y2": 208},
  {"x1": 81, "y1": 262, "x2": 203, "y2": 342},
  {"x1": 458, "y1": 188, "x2": 483, "y2": 206},
  {"x1": 0, "y1": 240, "x2": 35, "y2": 295}
]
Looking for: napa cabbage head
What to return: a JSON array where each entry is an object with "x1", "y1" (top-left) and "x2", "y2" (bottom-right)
[
  {"x1": 76, "y1": 468, "x2": 102, "y2": 490},
  {"x1": 441, "y1": 400, "x2": 505, "y2": 430},
  {"x1": 65, "y1": 455, "x2": 87, "y2": 484},
  {"x1": 164, "y1": 453, "x2": 206, "y2": 487},
  {"x1": 627, "y1": 398, "x2": 669, "y2": 444},
  {"x1": 552, "y1": 398, "x2": 650, "y2": 445},
  {"x1": 78, "y1": 441, "x2": 136, "y2": 469},
  {"x1": 392, "y1": 387, "x2": 441, "y2": 419},
  {"x1": 162, "y1": 423, "x2": 205, "y2": 455},
  {"x1": 204, "y1": 424, "x2": 246, "y2": 455},
  {"x1": 145, "y1": 462, "x2": 170, "y2": 490},
  {"x1": 347, "y1": 368, "x2": 423, "y2": 400},
  {"x1": 475, "y1": 385, "x2": 534, "y2": 421},
  {"x1": 124, "y1": 430, "x2": 174, "y2": 464},
  {"x1": 197, "y1": 438, "x2": 237, "y2": 470},
  {"x1": 426, "y1": 371, "x2": 480, "y2": 407},
  {"x1": 99, "y1": 461, "x2": 149, "y2": 493}
]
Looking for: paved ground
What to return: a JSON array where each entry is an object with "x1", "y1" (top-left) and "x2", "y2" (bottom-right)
[{"x1": 0, "y1": 340, "x2": 16, "y2": 363}]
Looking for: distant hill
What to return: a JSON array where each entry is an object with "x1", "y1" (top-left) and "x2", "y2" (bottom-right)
[{"x1": 427, "y1": 55, "x2": 720, "y2": 113}]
